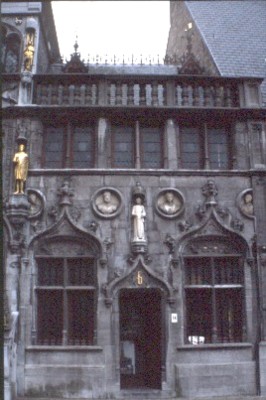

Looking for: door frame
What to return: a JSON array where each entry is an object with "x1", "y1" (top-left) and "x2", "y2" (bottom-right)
[{"x1": 117, "y1": 287, "x2": 166, "y2": 390}]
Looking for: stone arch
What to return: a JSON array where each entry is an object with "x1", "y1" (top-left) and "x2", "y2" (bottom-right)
[
  {"x1": 29, "y1": 209, "x2": 103, "y2": 259},
  {"x1": 2, "y1": 27, "x2": 22, "y2": 73},
  {"x1": 29, "y1": 212, "x2": 104, "y2": 346},
  {"x1": 180, "y1": 231, "x2": 248, "y2": 258},
  {"x1": 104, "y1": 254, "x2": 175, "y2": 307},
  {"x1": 177, "y1": 217, "x2": 251, "y2": 345}
]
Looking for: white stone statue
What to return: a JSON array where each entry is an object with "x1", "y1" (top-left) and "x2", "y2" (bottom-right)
[{"x1": 132, "y1": 196, "x2": 146, "y2": 242}]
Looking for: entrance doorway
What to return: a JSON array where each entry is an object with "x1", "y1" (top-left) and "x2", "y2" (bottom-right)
[{"x1": 119, "y1": 288, "x2": 162, "y2": 389}]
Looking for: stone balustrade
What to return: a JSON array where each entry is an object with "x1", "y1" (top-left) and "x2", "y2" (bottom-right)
[{"x1": 32, "y1": 75, "x2": 262, "y2": 108}]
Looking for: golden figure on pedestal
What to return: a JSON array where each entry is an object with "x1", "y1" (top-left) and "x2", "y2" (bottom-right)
[
  {"x1": 13, "y1": 143, "x2": 29, "y2": 194},
  {"x1": 24, "y1": 31, "x2": 35, "y2": 71}
]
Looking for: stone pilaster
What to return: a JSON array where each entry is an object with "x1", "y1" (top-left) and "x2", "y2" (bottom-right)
[{"x1": 164, "y1": 119, "x2": 178, "y2": 169}]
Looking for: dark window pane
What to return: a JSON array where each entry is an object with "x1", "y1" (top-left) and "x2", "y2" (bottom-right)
[
  {"x1": 113, "y1": 126, "x2": 134, "y2": 168},
  {"x1": 38, "y1": 258, "x2": 64, "y2": 286},
  {"x1": 208, "y1": 128, "x2": 229, "y2": 169},
  {"x1": 141, "y1": 127, "x2": 162, "y2": 168},
  {"x1": 67, "y1": 290, "x2": 95, "y2": 345},
  {"x1": 216, "y1": 288, "x2": 243, "y2": 342},
  {"x1": 180, "y1": 127, "x2": 201, "y2": 169},
  {"x1": 185, "y1": 256, "x2": 244, "y2": 344},
  {"x1": 186, "y1": 288, "x2": 212, "y2": 344},
  {"x1": 44, "y1": 127, "x2": 64, "y2": 168},
  {"x1": 37, "y1": 290, "x2": 63, "y2": 345},
  {"x1": 67, "y1": 258, "x2": 96, "y2": 286},
  {"x1": 214, "y1": 257, "x2": 242, "y2": 285},
  {"x1": 185, "y1": 257, "x2": 212, "y2": 285},
  {"x1": 72, "y1": 126, "x2": 94, "y2": 168}
]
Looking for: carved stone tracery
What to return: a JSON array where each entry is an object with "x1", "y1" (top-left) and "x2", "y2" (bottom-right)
[
  {"x1": 163, "y1": 180, "x2": 249, "y2": 259},
  {"x1": 103, "y1": 254, "x2": 175, "y2": 307}
]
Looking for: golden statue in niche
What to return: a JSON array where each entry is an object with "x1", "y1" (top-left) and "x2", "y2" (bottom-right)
[
  {"x1": 13, "y1": 143, "x2": 29, "y2": 194},
  {"x1": 24, "y1": 31, "x2": 35, "y2": 71}
]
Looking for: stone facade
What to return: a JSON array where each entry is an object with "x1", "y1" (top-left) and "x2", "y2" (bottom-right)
[{"x1": 2, "y1": 1, "x2": 266, "y2": 399}]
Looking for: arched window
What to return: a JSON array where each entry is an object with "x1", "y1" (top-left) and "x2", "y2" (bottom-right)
[
  {"x1": 2, "y1": 32, "x2": 21, "y2": 73},
  {"x1": 34, "y1": 237, "x2": 98, "y2": 346},
  {"x1": 183, "y1": 237, "x2": 246, "y2": 344},
  {"x1": 1, "y1": 26, "x2": 7, "y2": 68}
]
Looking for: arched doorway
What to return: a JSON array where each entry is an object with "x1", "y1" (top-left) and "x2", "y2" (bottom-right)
[{"x1": 119, "y1": 288, "x2": 163, "y2": 390}]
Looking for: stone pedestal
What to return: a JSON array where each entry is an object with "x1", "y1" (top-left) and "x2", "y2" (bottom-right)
[{"x1": 131, "y1": 240, "x2": 148, "y2": 254}]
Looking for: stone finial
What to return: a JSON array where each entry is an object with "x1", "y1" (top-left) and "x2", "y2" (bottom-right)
[
  {"x1": 62, "y1": 38, "x2": 88, "y2": 73},
  {"x1": 57, "y1": 180, "x2": 74, "y2": 206},
  {"x1": 202, "y1": 180, "x2": 218, "y2": 206},
  {"x1": 132, "y1": 182, "x2": 146, "y2": 202}
]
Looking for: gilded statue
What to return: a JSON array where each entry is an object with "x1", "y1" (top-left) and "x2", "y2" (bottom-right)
[
  {"x1": 13, "y1": 143, "x2": 29, "y2": 194},
  {"x1": 132, "y1": 197, "x2": 146, "y2": 242},
  {"x1": 24, "y1": 32, "x2": 35, "y2": 71}
]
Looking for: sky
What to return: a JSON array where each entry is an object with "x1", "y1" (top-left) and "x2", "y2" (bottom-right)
[{"x1": 51, "y1": 1, "x2": 170, "y2": 64}]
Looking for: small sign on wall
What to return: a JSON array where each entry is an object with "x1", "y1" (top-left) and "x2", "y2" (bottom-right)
[{"x1": 171, "y1": 313, "x2": 178, "y2": 323}]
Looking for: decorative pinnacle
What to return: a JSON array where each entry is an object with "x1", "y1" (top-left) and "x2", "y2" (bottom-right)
[
  {"x1": 74, "y1": 36, "x2": 79, "y2": 54},
  {"x1": 202, "y1": 180, "x2": 218, "y2": 206}
]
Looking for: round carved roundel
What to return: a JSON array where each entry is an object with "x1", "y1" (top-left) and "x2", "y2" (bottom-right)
[
  {"x1": 237, "y1": 188, "x2": 254, "y2": 219},
  {"x1": 91, "y1": 187, "x2": 123, "y2": 219},
  {"x1": 155, "y1": 188, "x2": 185, "y2": 219}
]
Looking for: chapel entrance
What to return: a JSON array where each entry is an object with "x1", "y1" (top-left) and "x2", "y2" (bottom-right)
[{"x1": 119, "y1": 288, "x2": 162, "y2": 389}]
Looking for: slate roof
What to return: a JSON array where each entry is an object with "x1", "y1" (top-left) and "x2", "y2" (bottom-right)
[{"x1": 185, "y1": 0, "x2": 266, "y2": 107}]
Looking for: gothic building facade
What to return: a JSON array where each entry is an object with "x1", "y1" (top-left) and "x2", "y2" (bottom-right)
[{"x1": 2, "y1": 1, "x2": 266, "y2": 399}]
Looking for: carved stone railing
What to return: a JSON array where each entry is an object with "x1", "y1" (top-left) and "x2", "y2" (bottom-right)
[{"x1": 32, "y1": 74, "x2": 262, "y2": 108}]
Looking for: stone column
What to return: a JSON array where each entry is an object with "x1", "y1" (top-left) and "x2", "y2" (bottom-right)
[
  {"x1": 164, "y1": 119, "x2": 178, "y2": 169},
  {"x1": 4, "y1": 193, "x2": 30, "y2": 398},
  {"x1": 97, "y1": 117, "x2": 110, "y2": 168}
]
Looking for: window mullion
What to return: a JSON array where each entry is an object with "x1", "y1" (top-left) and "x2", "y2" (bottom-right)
[
  {"x1": 211, "y1": 258, "x2": 218, "y2": 343},
  {"x1": 203, "y1": 123, "x2": 210, "y2": 170},
  {"x1": 62, "y1": 258, "x2": 68, "y2": 345},
  {"x1": 65, "y1": 122, "x2": 72, "y2": 167},
  {"x1": 135, "y1": 120, "x2": 141, "y2": 168}
]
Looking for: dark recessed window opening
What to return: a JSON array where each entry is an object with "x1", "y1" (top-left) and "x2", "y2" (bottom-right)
[
  {"x1": 43, "y1": 123, "x2": 95, "y2": 168},
  {"x1": 36, "y1": 257, "x2": 96, "y2": 345},
  {"x1": 112, "y1": 121, "x2": 163, "y2": 169},
  {"x1": 180, "y1": 123, "x2": 231, "y2": 170},
  {"x1": 184, "y1": 256, "x2": 244, "y2": 344}
]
